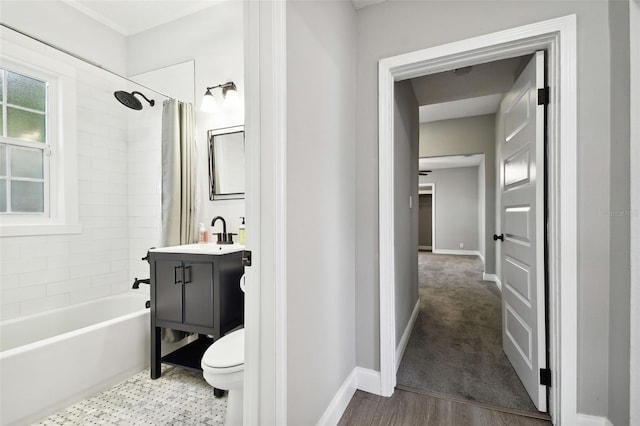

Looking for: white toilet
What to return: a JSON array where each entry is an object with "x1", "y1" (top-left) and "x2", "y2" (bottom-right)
[
  {"x1": 202, "y1": 328, "x2": 244, "y2": 426},
  {"x1": 202, "y1": 275, "x2": 245, "y2": 426}
]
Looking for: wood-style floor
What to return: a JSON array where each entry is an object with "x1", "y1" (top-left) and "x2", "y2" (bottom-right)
[{"x1": 338, "y1": 389, "x2": 552, "y2": 426}]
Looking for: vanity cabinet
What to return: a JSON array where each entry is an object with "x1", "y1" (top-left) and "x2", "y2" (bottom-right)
[{"x1": 149, "y1": 249, "x2": 244, "y2": 379}]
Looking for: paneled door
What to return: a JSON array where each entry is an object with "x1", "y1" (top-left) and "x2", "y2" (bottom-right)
[{"x1": 497, "y1": 50, "x2": 547, "y2": 411}]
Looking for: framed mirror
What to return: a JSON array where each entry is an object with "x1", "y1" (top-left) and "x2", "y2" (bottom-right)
[{"x1": 208, "y1": 125, "x2": 245, "y2": 200}]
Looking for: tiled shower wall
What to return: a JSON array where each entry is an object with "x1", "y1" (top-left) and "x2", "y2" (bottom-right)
[{"x1": 0, "y1": 34, "x2": 163, "y2": 321}]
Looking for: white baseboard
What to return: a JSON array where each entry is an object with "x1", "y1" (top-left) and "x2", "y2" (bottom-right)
[
  {"x1": 482, "y1": 273, "x2": 502, "y2": 292},
  {"x1": 355, "y1": 367, "x2": 382, "y2": 395},
  {"x1": 316, "y1": 369, "x2": 357, "y2": 426},
  {"x1": 576, "y1": 413, "x2": 613, "y2": 426},
  {"x1": 396, "y1": 299, "x2": 420, "y2": 373},
  {"x1": 433, "y1": 249, "x2": 481, "y2": 257}
]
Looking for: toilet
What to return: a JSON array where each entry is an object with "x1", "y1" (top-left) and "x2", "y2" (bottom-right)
[
  {"x1": 202, "y1": 275, "x2": 245, "y2": 426},
  {"x1": 202, "y1": 328, "x2": 244, "y2": 426}
]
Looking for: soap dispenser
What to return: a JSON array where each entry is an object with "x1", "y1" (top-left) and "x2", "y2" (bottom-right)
[
  {"x1": 198, "y1": 223, "x2": 208, "y2": 243},
  {"x1": 238, "y1": 217, "x2": 245, "y2": 244}
]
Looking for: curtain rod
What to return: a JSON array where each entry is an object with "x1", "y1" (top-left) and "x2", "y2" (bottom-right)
[{"x1": 0, "y1": 22, "x2": 174, "y2": 100}]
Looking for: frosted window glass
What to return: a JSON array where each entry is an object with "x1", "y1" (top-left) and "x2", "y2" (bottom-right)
[
  {"x1": 0, "y1": 145, "x2": 6, "y2": 176},
  {"x1": 0, "y1": 71, "x2": 3, "y2": 102},
  {"x1": 7, "y1": 71, "x2": 46, "y2": 112},
  {"x1": 11, "y1": 147, "x2": 43, "y2": 179},
  {"x1": 0, "y1": 179, "x2": 6, "y2": 212},
  {"x1": 11, "y1": 181, "x2": 44, "y2": 212},
  {"x1": 7, "y1": 107, "x2": 46, "y2": 142}
]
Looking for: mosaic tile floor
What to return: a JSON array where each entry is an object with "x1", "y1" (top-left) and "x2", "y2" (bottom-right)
[{"x1": 34, "y1": 366, "x2": 227, "y2": 425}]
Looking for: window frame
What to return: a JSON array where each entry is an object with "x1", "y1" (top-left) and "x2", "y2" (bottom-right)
[
  {"x1": 0, "y1": 40, "x2": 80, "y2": 237},
  {"x1": 0, "y1": 66, "x2": 52, "y2": 217}
]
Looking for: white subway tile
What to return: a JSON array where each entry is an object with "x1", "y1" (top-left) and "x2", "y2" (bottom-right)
[
  {"x1": 0, "y1": 274, "x2": 20, "y2": 289},
  {"x1": 21, "y1": 267, "x2": 69, "y2": 287},
  {"x1": 1, "y1": 303, "x2": 20, "y2": 321},
  {"x1": 69, "y1": 263, "x2": 110, "y2": 279},
  {"x1": 46, "y1": 278, "x2": 88, "y2": 295},
  {"x1": 2, "y1": 285, "x2": 46, "y2": 304},
  {"x1": 69, "y1": 286, "x2": 110, "y2": 305}
]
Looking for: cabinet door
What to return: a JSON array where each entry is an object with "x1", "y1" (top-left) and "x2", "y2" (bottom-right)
[
  {"x1": 183, "y1": 261, "x2": 215, "y2": 328},
  {"x1": 155, "y1": 260, "x2": 183, "y2": 323}
]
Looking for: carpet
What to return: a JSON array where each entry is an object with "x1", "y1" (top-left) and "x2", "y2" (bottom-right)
[{"x1": 396, "y1": 252, "x2": 539, "y2": 413}]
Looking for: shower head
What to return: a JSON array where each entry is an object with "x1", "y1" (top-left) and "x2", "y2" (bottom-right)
[{"x1": 114, "y1": 90, "x2": 155, "y2": 110}]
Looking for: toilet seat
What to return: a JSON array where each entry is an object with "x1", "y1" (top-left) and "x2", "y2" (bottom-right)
[{"x1": 202, "y1": 328, "x2": 245, "y2": 372}]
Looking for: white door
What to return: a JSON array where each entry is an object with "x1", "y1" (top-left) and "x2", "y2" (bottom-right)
[{"x1": 497, "y1": 50, "x2": 547, "y2": 411}]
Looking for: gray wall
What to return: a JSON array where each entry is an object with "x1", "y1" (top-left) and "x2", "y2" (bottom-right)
[
  {"x1": 419, "y1": 115, "x2": 496, "y2": 270},
  {"x1": 286, "y1": 1, "x2": 357, "y2": 424},
  {"x1": 607, "y1": 0, "x2": 631, "y2": 424},
  {"x1": 419, "y1": 167, "x2": 479, "y2": 252},
  {"x1": 355, "y1": 1, "x2": 612, "y2": 416},
  {"x1": 393, "y1": 81, "x2": 419, "y2": 347}
]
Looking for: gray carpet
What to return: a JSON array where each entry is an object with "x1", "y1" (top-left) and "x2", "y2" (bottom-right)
[{"x1": 397, "y1": 252, "x2": 539, "y2": 413}]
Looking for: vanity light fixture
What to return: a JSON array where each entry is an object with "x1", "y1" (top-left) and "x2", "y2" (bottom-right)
[{"x1": 201, "y1": 81, "x2": 239, "y2": 112}]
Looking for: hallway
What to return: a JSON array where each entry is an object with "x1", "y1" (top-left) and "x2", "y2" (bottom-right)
[{"x1": 396, "y1": 252, "x2": 542, "y2": 415}]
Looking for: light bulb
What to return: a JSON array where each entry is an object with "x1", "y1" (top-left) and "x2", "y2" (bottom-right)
[
  {"x1": 200, "y1": 90, "x2": 218, "y2": 113},
  {"x1": 224, "y1": 88, "x2": 241, "y2": 109}
]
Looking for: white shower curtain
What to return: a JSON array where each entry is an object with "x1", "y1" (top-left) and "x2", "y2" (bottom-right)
[
  {"x1": 161, "y1": 99, "x2": 196, "y2": 247},
  {"x1": 160, "y1": 99, "x2": 196, "y2": 343}
]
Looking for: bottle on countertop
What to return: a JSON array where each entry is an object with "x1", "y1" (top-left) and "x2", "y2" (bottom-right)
[
  {"x1": 198, "y1": 223, "x2": 208, "y2": 243},
  {"x1": 238, "y1": 217, "x2": 245, "y2": 244}
]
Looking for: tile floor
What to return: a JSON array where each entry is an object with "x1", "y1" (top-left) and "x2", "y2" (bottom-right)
[{"x1": 34, "y1": 366, "x2": 227, "y2": 425}]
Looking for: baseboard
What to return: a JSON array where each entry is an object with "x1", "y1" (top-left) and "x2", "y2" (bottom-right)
[
  {"x1": 355, "y1": 367, "x2": 382, "y2": 395},
  {"x1": 396, "y1": 299, "x2": 420, "y2": 373},
  {"x1": 418, "y1": 245, "x2": 432, "y2": 251},
  {"x1": 433, "y1": 249, "x2": 481, "y2": 257},
  {"x1": 576, "y1": 413, "x2": 613, "y2": 426},
  {"x1": 316, "y1": 369, "x2": 357, "y2": 426},
  {"x1": 482, "y1": 273, "x2": 502, "y2": 292}
]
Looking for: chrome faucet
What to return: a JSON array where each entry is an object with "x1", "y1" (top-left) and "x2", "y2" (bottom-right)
[{"x1": 211, "y1": 216, "x2": 234, "y2": 244}]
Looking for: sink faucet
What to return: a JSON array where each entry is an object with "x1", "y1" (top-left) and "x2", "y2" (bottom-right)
[{"x1": 211, "y1": 216, "x2": 234, "y2": 244}]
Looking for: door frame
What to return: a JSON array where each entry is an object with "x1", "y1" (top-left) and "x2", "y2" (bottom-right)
[
  {"x1": 630, "y1": 1, "x2": 640, "y2": 423},
  {"x1": 378, "y1": 15, "x2": 577, "y2": 425},
  {"x1": 243, "y1": 0, "x2": 288, "y2": 424}
]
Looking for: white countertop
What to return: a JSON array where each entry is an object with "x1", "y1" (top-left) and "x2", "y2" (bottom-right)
[{"x1": 150, "y1": 243, "x2": 245, "y2": 255}]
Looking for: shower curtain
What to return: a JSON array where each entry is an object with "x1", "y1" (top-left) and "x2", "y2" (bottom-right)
[
  {"x1": 160, "y1": 99, "x2": 196, "y2": 344},
  {"x1": 161, "y1": 99, "x2": 196, "y2": 247}
]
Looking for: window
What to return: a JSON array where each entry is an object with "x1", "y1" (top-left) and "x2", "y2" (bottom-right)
[
  {"x1": 0, "y1": 68, "x2": 49, "y2": 215},
  {"x1": 0, "y1": 41, "x2": 80, "y2": 237}
]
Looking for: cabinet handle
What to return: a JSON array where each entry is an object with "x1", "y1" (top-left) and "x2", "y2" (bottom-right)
[
  {"x1": 184, "y1": 265, "x2": 192, "y2": 284},
  {"x1": 174, "y1": 265, "x2": 183, "y2": 285}
]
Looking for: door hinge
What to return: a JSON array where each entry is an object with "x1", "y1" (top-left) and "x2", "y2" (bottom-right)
[
  {"x1": 242, "y1": 250, "x2": 252, "y2": 267},
  {"x1": 540, "y1": 368, "x2": 551, "y2": 386},
  {"x1": 537, "y1": 87, "x2": 549, "y2": 106}
]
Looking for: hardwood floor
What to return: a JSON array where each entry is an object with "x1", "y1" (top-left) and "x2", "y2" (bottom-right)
[{"x1": 338, "y1": 389, "x2": 552, "y2": 426}]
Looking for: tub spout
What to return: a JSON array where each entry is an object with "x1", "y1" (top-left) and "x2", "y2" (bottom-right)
[{"x1": 132, "y1": 277, "x2": 150, "y2": 289}]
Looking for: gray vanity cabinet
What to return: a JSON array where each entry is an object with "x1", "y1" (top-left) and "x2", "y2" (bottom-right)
[{"x1": 149, "y1": 250, "x2": 244, "y2": 379}]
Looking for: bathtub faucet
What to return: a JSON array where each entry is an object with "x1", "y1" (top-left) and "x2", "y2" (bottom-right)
[{"x1": 132, "y1": 277, "x2": 150, "y2": 289}]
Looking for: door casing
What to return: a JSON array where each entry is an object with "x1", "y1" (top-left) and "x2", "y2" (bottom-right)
[{"x1": 378, "y1": 15, "x2": 577, "y2": 425}]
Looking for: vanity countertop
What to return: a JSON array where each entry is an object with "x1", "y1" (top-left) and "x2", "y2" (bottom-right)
[{"x1": 150, "y1": 243, "x2": 245, "y2": 256}]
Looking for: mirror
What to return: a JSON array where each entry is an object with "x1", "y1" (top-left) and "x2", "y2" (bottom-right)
[{"x1": 208, "y1": 126, "x2": 245, "y2": 200}]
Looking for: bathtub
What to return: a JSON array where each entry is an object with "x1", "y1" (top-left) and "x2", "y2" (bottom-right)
[{"x1": 0, "y1": 292, "x2": 150, "y2": 426}]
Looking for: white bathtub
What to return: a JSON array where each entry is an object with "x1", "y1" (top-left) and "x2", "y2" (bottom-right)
[{"x1": 0, "y1": 292, "x2": 150, "y2": 426}]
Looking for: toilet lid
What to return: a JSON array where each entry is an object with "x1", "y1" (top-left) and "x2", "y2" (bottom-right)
[{"x1": 202, "y1": 328, "x2": 244, "y2": 369}]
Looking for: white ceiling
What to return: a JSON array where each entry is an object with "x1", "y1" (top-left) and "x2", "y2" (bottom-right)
[
  {"x1": 62, "y1": 0, "x2": 381, "y2": 36},
  {"x1": 419, "y1": 94, "x2": 503, "y2": 123},
  {"x1": 419, "y1": 154, "x2": 483, "y2": 171},
  {"x1": 61, "y1": 0, "x2": 227, "y2": 36}
]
